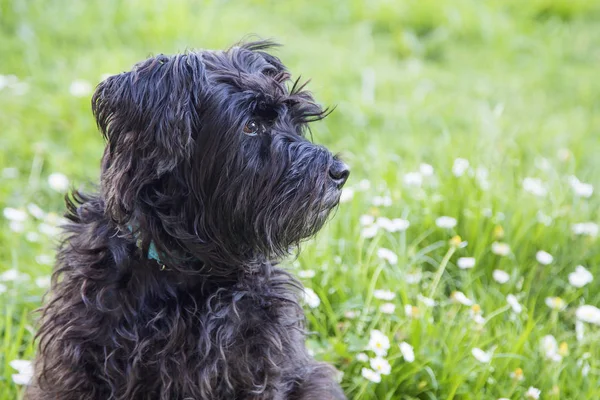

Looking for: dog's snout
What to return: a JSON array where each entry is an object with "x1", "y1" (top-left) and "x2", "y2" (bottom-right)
[{"x1": 328, "y1": 160, "x2": 350, "y2": 188}]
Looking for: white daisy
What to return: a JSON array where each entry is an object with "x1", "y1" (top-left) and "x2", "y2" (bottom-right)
[
  {"x1": 302, "y1": 288, "x2": 320, "y2": 308},
  {"x1": 9, "y1": 359, "x2": 33, "y2": 386},
  {"x1": 27, "y1": 203, "x2": 45, "y2": 219},
  {"x1": 536, "y1": 250, "x2": 553, "y2": 265},
  {"x1": 568, "y1": 265, "x2": 593, "y2": 288},
  {"x1": 457, "y1": 257, "x2": 475, "y2": 269},
  {"x1": 571, "y1": 222, "x2": 599, "y2": 237},
  {"x1": 377, "y1": 248, "x2": 398, "y2": 265},
  {"x1": 493, "y1": 269, "x2": 510, "y2": 284},
  {"x1": 399, "y1": 341, "x2": 415, "y2": 362},
  {"x1": 545, "y1": 297, "x2": 566, "y2": 311},
  {"x1": 435, "y1": 216, "x2": 457, "y2": 229},
  {"x1": 522, "y1": 177, "x2": 547, "y2": 197},
  {"x1": 576, "y1": 305, "x2": 600, "y2": 325},
  {"x1": 3, "y1": 207, "x2": 27, "y2": 222},
  {"x1": 369, "y1": 357, "x2": 391, "y2": 375},
  {"x1": 367, "y1": 330, "x2": 390, "y2": 357},
  {"x1": 451, "y1": 291, "x2": 473, "y2": 306},
  {"x1": 379, "y1": 303, "x2": 396, "y2": 314},
  {"x1": 298, "y1": 270, "x2": 316, "y2": 279},
  {"x1": 377, "y1": 217, "x2": 410, "y2": 232},
  {"x1": 48, "y1": 173, "x2": 69, "y2": 192},
  {"x1": 419, "y1": 163, "x2": 434, "y2": 177},
  {"x1": 568, "y1": 176, "x2": 593, "y2": 198},
  {"x1": 452, "y1": 158, "x2": 470, "y2": 177},
  {"x1": 372, "y1": 196, "x2": 392, "y2": 207},
  {"x1": 373, "y1": 289, "x2": 395, "y2": 301},
  {"x1": 525, "y1": 386, "x2": 541, "y2": 399},
  {"x1": 359, "y1": 215, "x2": 375, "y2": 226},
  {"x1": 506, "y1": 294, "x2": 522, "y2": 314},
  {"x1": 471, "y1": 348, "x2": 492, "y2": 363},
  {"x1": 361, "y1": 224, "x2": 379, "y2": 239},
  {"x1": 404, "y1": 172, "x2": 422, "y2": 187},
  {"x1": 69, "y1": 79, "x2": 92, "y2": 97},
  {"x1": 361, "y1": 367, "x2": 381, "y2": 383},
  {"x1": 491, "y1": 242, "x2": 511, "y2": 256},
  {"x1": 356, "y1": 352, "x2": 369, "y2": 362},
  {"x1": 339, "y1": 188, "x2": 354, "y2": 203},
  {"x1": 35, "y1": 276, "x2": 51, "y2": 288}
]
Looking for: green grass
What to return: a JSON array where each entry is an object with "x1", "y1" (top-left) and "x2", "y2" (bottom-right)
[{"x1": 1, "y1": 0, "x2": 600, "y2": 398}]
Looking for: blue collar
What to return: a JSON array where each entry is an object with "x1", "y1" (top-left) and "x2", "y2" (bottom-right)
[{"x1": 127, "y1": 224, "x2": 165, "y2": 269}]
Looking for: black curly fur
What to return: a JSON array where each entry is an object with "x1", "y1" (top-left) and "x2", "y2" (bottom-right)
[{"x1": 27, "y1": 41, "x2": 348, "y2": 400}]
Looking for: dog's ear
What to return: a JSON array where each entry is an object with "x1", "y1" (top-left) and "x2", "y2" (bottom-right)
[
  {"x1": 92, "y1": 54, "x2": 206, "y2": 221},
  {"x1": 93, "y1": 54, "x2": 206, "y2": 175}
]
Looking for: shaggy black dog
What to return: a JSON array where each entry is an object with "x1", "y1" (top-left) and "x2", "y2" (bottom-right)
[{"x1": 28, "y1": 41, "x2": 349, "y2": 400}]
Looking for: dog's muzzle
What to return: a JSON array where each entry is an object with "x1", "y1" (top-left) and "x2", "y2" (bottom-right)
[{"x1": 328, "y1": 159, "x2": 350, "y2": 189}]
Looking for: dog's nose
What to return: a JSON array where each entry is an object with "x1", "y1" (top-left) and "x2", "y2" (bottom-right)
[{"x1": 328, "y1": 160, "x2": 350, "y2": 188}]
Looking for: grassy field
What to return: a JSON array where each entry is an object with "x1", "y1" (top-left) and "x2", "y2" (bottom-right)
[{"x1": 1, "y1": 0, "x2": 600, "y2": 398}]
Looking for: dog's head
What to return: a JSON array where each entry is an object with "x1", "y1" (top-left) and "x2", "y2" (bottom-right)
[{"x1": 92, "y1": 41, "x2": 349, "y2": 270}]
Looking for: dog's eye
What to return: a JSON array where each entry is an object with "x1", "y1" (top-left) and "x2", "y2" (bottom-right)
[{"x1": 243, "y1": 120, "x2": 261, "y2": 136}]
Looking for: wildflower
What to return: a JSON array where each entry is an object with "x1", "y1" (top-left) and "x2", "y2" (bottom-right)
[
  {"x1": 27, "y1": 203, "x2": 45, "y2": 219},
  {"x1": 406, "y1": 270, "x2": 423, "y2": 284},
  {"x1": 372, "y1": 196, "x2": 392, "y2": 207},
  {"x1": 451, "y1": 291, "x2": 473, "y2": 306},
  {"x1": 379, "y1": 303, "x2": 396, "y2": 314},
  {"x1": 0, "y1": 269, "x2": 20, "y2": 281},
  {"x1": 536, "y1": 211, "x2": 553, "y2": 226},
  {"x1": 493, "y1": 225, "x2": 504, "y2": 239},
  {"x1": 559, "y1": 342, "x2": 569, "y2": 357},
  {"x1": 357, "y1": 179, "x2": 371, "y2": 191},
  {"x1": 373, "y1": 289, "x2": 395, "y2": 301},
  {"x1": 339, "y1": 188, "x2": 354, "y2": 203},
  {"x1": 38, "y1": 223, "x2": 60, "y2": 236},
  {"x1": 576, "y1": 305, "x2": 600, "y2": 325},
  {"x1": 471, "y1": 348, "x2": 492, "y2": 363},
  {"x1": 399, "y1": 342, "x2": 415, "y2": 362},
  {"x1": 377, "y1": 248, "x2": 398, "y2": 265},
  {"x1": 48, "y1": 173, "x2": 69, "y2": 192},
  {"x1": 298, "y1": 270, "x2": 316, "y2": 279},
  {"x1": 419, "y1": 163, "x2": 434, "y2": 177},
  {"x1": 541, "y1": 335, "x2": 561, "y2": 362},
  {"x1": 10, "y1": 221, "x2": 25, "y2": 232},
  {"x1": 435, "y1": 216, "x2": 457, "y2": 229},
  {"x1": 506, "y1": 294, "x2": 522, "y2": 314},
  {"x1": 457, "y1": 257, "x2": 475, "y2": 269},
  {"x1": 3, "y1": 207, "x2": 27, "y2": 222},
  {"x1": 35, "y1": 276, "x2": 51, "y2": 288},
  {"x1": 0, "y1": 283, "x2": 6, "y2": 293},
  {"x1": 302, "y1": 288, "x2": 320, "y2": 308},
  {"x1": 356, "y1": 353, "x2": 369, "y2": 362},
  {"x1": 417, "y1": 294, "x2": 436, "y2": 307},
  {"x1": 9, "y1": 360, "x2": 33, "y2": 386},
  {"x1": 35, "y1": 255, "x2": 53, "y2": 265},
  {"x1": 405, "y1": 304, "x2": 419, "y2": 318},
  {"x1": 493, "y1": 269, "x2": 510, "y2": 284},
  {"x1": 361, "y1": 368, "x2": 381, "y2": 383},
  {"x1": 404, "y1": 172, "x2": 422, "y2": 187},
  {"x1": 491, "y1": 242, "x2": 511, "y2": 256},
  {"x1": 69, "y1": 79, "x2": 92, "y2": 97},
  {"x1": 545, "y1": 297, "x2": 566, "y2": 311},
  {"x1": 377, "y1": 217, "x2": 409, "y2": 232},
  {"x1": 449, "y1": 235, "x2": 467, "y2": 248},
  {"x1": 522, "y1": 177, "x2": 547, "y2": 197},
  {"x1": 344, "y1": 310, "x2": 357, "y2": 319},
  {"x1": 25, "y1": 232, "x2": 40, "y2": 242},
  {"x1": 571, "y1": 222, "x2": 598, "y2": 237},
  {"x1": 367, "y1": 330, "x2": 390, "y2": 357},
  {"x1": 536, "y1": 250, "x2": 553, "y2": 265},
  {"x1": 576, "y1": 320, "x2": 585, "y2": 341},
  {"x1": 470, "y1": 304, "x2": 485, "y2": 325},
  {"x1": 568, "y1": 176, "x2": 593, "y2": 198},
  {"x1": 360, "y1": 215, "x2": 375, "y2": 226},
  {"x1": 370, "y1": 357, "x2": 392, "y2": 375},
  {"x1": 452, "y1": 158, "x2": 469, "y2": 177},
  {"x1": 568, "y1": 265, "x2": 593, "y2": 288},
  {"x1": 510, "y1": 367, "x2": 524, "y2": 381},
  {"x1": 361, "y1": 224, "x2": 379, "y2": 238},
  {"x1": 525, "y1": 386, "x2": 541, "y2": 399}
]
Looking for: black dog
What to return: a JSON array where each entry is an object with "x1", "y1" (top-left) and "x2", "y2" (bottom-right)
[{"x1": 29, "y1": 41, "x2": 349, "y2": 399}]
